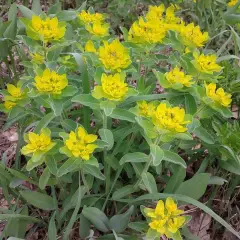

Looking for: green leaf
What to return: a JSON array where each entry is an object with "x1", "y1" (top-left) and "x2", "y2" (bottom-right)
[
  {"x1": 175, "y1": 173, "x2": 210, "y2": 200},
  {"x1": 163, "y1": 150, "x2": 187, "y2": 168},
  {"x1": 57, "y1": 157, "x2": 80, "y2": 177},
  {"x1": 32, "y1": 0, "x2": 42, "y2": 15},
  {"x1": 184, "y1": 94, "x2": 197, "y2": 115},
  {"x1": 193, "y1": 126, "x2": 215, "y2": 144},
  {"x1": 72, "y1": 94, "x2": 100, "y2": 109},
  {"x1": 61, "y1": 119, "x2": 78, "y2": 131},
  {"x1": 109, "y1": 206, "x2": 134, "y2": 233},
  {"x1": 0, "y1": 213, "x2": 40, "y2": 223},
  {"x1": 56, "y1": 10, "x2": 77, "y2": 21},
  {"x1": 83, "y1": 165, "x2": 105, "y2": 180},
  {"x1": 142, "y1": 172, "x2": 158, "y2": 194},
  {"x1": 48, "y1": 212, "x2": 57, "y2": 240},
  {"x1": 112, "y1": 185, "x2": 136, "y2": 200},
  {"x1": 109, "y1": 108, "x2": 135, "y2": 122},
  {"x1": 128, "y1": 221, "x2": 148, "y2": 232},
  {"x1": 79, "y1": 213, "x2": 91, "y2": 239},
  {"x1": 164, "y1": 166, "x2": 186, "y2": 193},
  {"x1": 20, "y1": 191, "x2": 56, "y2": 210},
  {"x1": 18, "y1": 5, "x2": 34, "y2": 19},
  {"x1": 4, "y1": 14, "x2": 17, "y2": 40},
  {"x1": 150, "y1": 144, "x2": 164, "y2": 166},
  {"x1": 46, "y1": 156, "x2": 58, "y2": 176},
  {"x1": 48, "y1": 2, "x2": 61, "y2": 14},
  {"x1": 82, "y1": 207, "x2": 109, "y2": 233},
  {"x1": 100, "y1": 101, "x2": 116, "y2": 116},
  {"x1": 39, "y1": 168, "x2": 51, "y2": 190},
  {"x1": 119, "y1": 152, "x2": 149, "y2": 165},
  {"x1": 99, "y1": 128, "x2": 114, "y2": 150},
  {"x1": 34, "y1": 112, "x2": 55, "y2": 134}
]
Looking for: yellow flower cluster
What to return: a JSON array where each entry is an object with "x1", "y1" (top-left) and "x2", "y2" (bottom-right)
[
  {"x1": 205, "y1": 83, "x2": 232, "y2": 107},
  {"x1": 4, "y1": 84, "x2": 27, "y2": 110},
  {"x1": 85, "y1": 40, "x2": 97, "y2": 53},
  {"x1": 152, "y1": 103, "x2": 190, "y2": 133},
  {"x1": 34, "y1": 69, "x2": 68, "y2": 95},
  {"x1": 165, "y1": 67, "x2": 194, "y2": 87},
  {"x1": 30, "y1": 53, "x2": 44, "y2": 64},
  {"x1": 79, "y1": 10, "x2": 109, "y2": 37},
  {"x1": 193, "y1": 53, "x2": 222, "y2": 74},
  {"x1": 129, "y1": 4, "x2": 181, "y2": 44},
  {"x1": 98, "y1": 39, "x2": 131, "y2": 72},
  {"x1": 29, "y1": 16, "x2": 66, "y2": 42},
  {"x1": 228, "y1": 0, "x2": 238, "y2": 7},
  {"x1": 179, "y1": 23, "x2": 209, "y2": 48},
  {"x1": 144, "y1": 198, "x2": 185, "y2": 238},
  {"x1": 21, "y1": 128, "x2": 55, "y2": 155},
  {"x1": 63, "y1": 126, "x2": 98, "y2": 160},
  {"x1": 92, "y1": 73, "x2": 128, "y2": 101},
  {"x1": 137, "y1": 101, "x2": 156, "y2": 117}
]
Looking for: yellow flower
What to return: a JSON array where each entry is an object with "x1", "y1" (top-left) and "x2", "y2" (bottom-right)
[
  {"x1": 85, "y1": 22, "x2": 109, "y2": 37},
  {"x1": 137, "y1": 101, "x2": 156, "y2": 117},
  {"x1": 128, "y1": 17, "x2": 167, "y2": 44},
  {"x1": 6, "y1": 84, "x2": 25, "y2": 99},
  {"x1": 179, "y1": 23, "x2": 209, "y2": 48},
  {"x1": 4, "y1": 101, "x2": 16, "y2": 110},
  {"x1": 165, "y1": 4, "x2": 181, "y2": 25},
  {"x1": 92, "y1": 73, "x2": 128, "y2": 101},
  {"x1": 193, "y1": 53, "x2": 222, "y2": 74},
  {"x1": 21, "y1": 128, "x2": 55, "y2": 155},
  {"x1": 29, "y1": 16, "x2": 66, "y2": 42},
  {"x1": 78, "y1": 10, "x2": 104, "y2": 25},
  {"x1": 34, "y1": 68, "x2": 68, "y2": 95},
  {"x1": 63, "y1": 126, "x2": 98, "y2": 160},
  {"x1": 165, "y1": 67, "x2": 194, "y2": 87},
  {"x1": 85, "y1": 40, "x2": 97, "y2": 53},
  {"x1": 144, "y1": 197, "x2": 185, "y2": 238},
  {"x1": 98, "y1": 39, "x2": 131, "y2": 72},
  {"x1": 146, "y1": 4, "x2": 165, "y2": 21},
  {"x1": 152, "y1": 103, "x2": 190, "y2": 133},
  {"x1": 30, "y1": 53, "x2": 44, "y2": 64},
  {"x1": 205, "y1": 83, "x2": 232, "y2": 107},
  {"x1": 228, "y1": 0, "x2": 238, "y2": 7}
]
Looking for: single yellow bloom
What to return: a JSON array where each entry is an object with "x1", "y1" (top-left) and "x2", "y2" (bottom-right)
[
  {"x1": 4, "y1": 101, "x2": 16, "y2": 110},
  {"x1": 179, "y1": 23, "x2": 209, "y2": 48},
  {"x1": 92, "y1": 73, "x2": 128, "y2": 101},
  {"x1": 228, "y1": 0, "x2": 238, "y2": 7},
  {"x1": 78, "y1": 10, "x2": 104, "y2": 25},
  {"x1": 144, "y1": 197, "x2": 186, "y2": 238},
  {"x1": 165, "y1": 4, "x2": 181, "y2": 25},
  {"x1": 64, "y1": 126, "x2": 98, "y2": 160},
  {"x1": 85, "y1": 22, "x2": 109, "y2": 37},
  {"x1": 152, "y1": 103, "x2": 190, "y2": 133},
  {"x1": 30, "y1": 53, "x2": 44, "y2": 64},
  {"x1": 98, "y1": 39, "x2": 131, "y2": 72},
  {"x1": 34, "y1": 68, "x2": 68, "y2": 95},
  {"x1": 30, "y1": 16, "x2": 66, "y2": 42},
  {"x1": 6, "y1": 84, "x2": 25, "y2": 99},
  {"x1": 205, "y1": 83, "x2": 232, "y2": 107},
  {"x1": 137, "y1": 101, "x2": 156, "y2": 117},
  {"x1": 85, "y1": 40, "x2": 97, "y2": 53},
  {"x1": 165, "y1": 67, "x2": 194, "y2": 87},
  {"x1": 193, "y1": 53, "x2": 222, "y2": 74},
  {"x1": 21, "y1": 128, "x2": 55, "y2": 155},
  {"x1": 146, "y1": 4, "x2": 165, "y2": 21},
  {"x1": 128, "y1": 17, "x2": 167, "y2": 44}
]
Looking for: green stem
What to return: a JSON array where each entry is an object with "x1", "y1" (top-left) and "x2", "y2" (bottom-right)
[
  {"x1": 82, "y1": 61, "x2": 91, "y2": 131},
  {"x1": 81, "y1": 170, "x2": 90, "y2": 195},
  {"x1": 9, "y1": 50, "x2": 18, "y2": 84}
]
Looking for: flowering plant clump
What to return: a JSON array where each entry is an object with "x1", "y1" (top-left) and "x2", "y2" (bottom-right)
[
  {"x1": 1, "y1": 2, "x2": 239, "y2": 240},
  {"x1": 144, "y1": 198, "x2": 187, "y2": 239},
  {"x1": 34, "y1": 68, "x2": 68, "y2": 95},
  {"x1": 24, "y1": 16, "x2": 66, "y2": 42},
  {"x1": 60, "y1": 126, "x2": 98, "y2": 160}
]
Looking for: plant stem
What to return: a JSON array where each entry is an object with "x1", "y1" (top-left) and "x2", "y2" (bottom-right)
[
  {"x1": 9, "y1": 50, "x2": 18, "y2": 84},
  {"x1": 81, "y1": 170, "x2": 90, "y2": 195}
]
